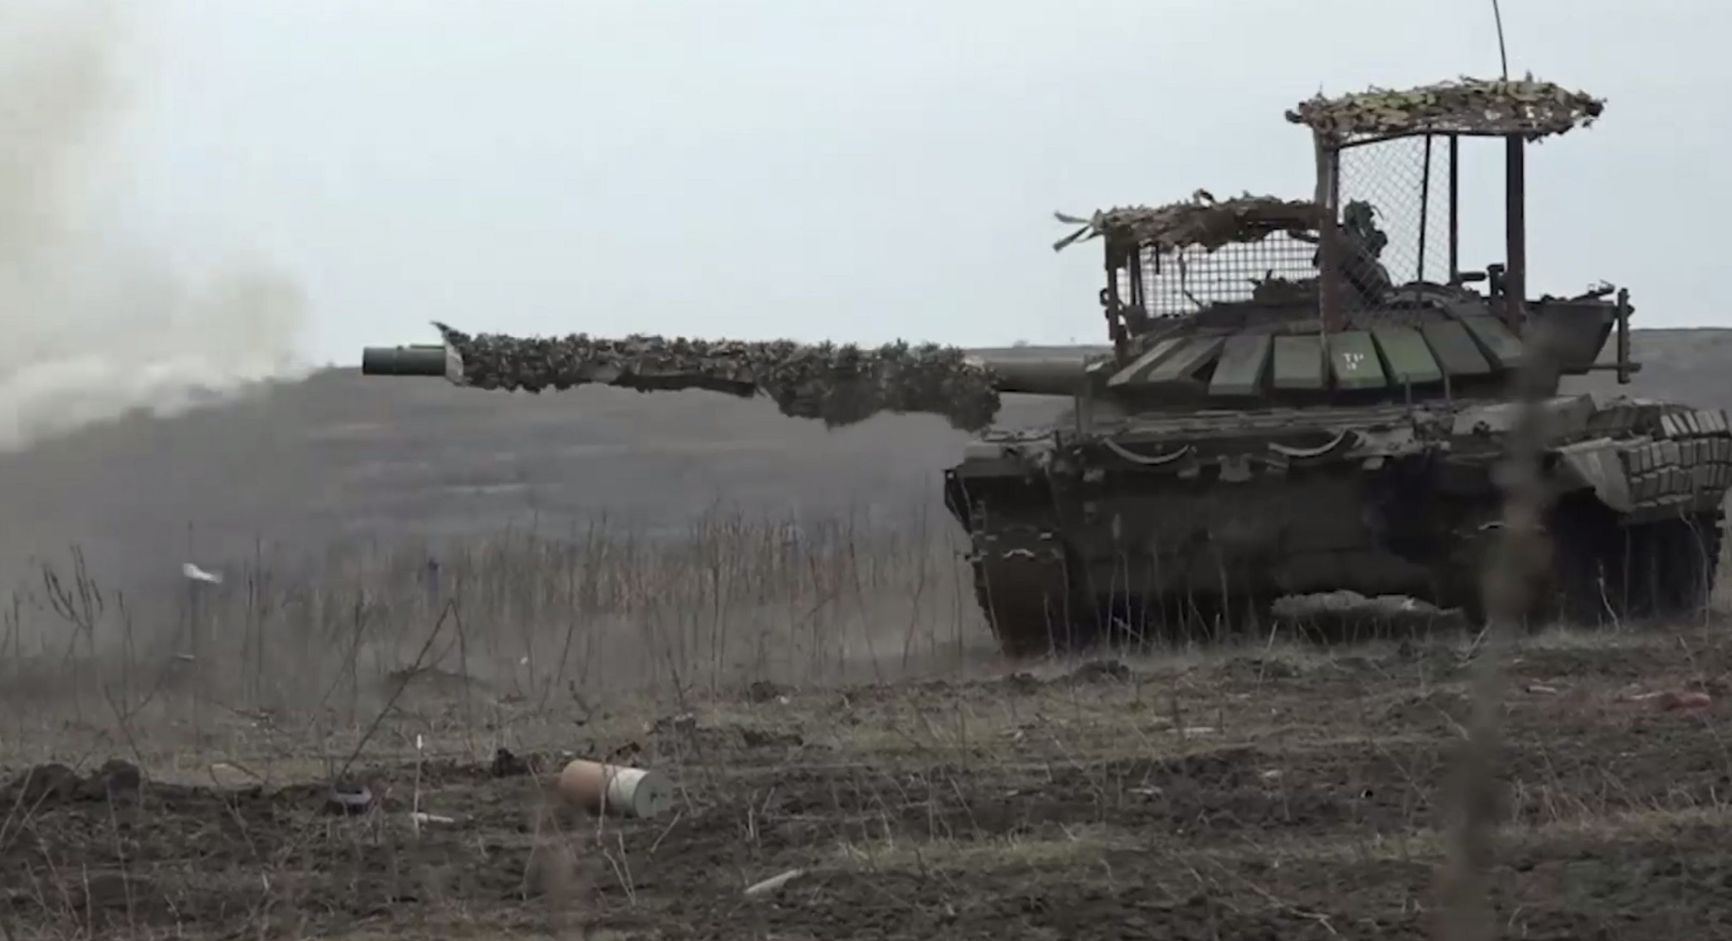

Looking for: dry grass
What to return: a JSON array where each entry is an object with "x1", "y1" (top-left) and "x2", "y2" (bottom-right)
[
  {"x1": 0, "y1": 503, "x2": 988, "y2": 767},
  {"x1": 0, "y1": 504, "x2": 1728, "y2": 940}
]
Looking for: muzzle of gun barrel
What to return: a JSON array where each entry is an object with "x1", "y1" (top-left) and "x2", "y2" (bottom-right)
[{"x1": 360, "y1": 345, "x2": 447, "y2": 376}]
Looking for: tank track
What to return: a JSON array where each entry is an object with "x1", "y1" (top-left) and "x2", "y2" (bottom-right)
[
  {"x1": 967, "y1": 532, "x2": 1085, "y2": 657},
  {"x1": 974, "y1": 507, "x2": 1725, "y2": 655},
  {"x1": 1452, "y1": 404, "x2": 1731, "y2": 629},
  {"x1": 968, "y1": 540, "x2": 1281, "y2": 655},
  {"x1": 967, "y1": 489, "x2": 1726, "y2": 658},
  {"x1": 1518, "y1": 505, "x2": 1723, "y2": 628}
]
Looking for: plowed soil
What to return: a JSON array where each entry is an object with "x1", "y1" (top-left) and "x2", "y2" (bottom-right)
[{"x1": 6, "y1": 625, "x2": 1732, "y2": 939}]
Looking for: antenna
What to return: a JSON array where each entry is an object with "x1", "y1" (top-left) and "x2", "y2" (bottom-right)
[{"x1": 1490, "y1": 0, "x2": 1510, "y2": 78}]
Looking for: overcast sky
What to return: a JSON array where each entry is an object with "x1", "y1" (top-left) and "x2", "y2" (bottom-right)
[{"x1": 63, "y1": 1, "x2": 1732, "y2": 363}]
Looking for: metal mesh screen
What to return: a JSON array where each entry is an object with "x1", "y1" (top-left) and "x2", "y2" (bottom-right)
[
  {"x1": 1120, "y1": 233, "x2": 1320, "y2": 319},
  {"x1": 1332, "y1": 134, "x2": 1454, "y2": 313}
]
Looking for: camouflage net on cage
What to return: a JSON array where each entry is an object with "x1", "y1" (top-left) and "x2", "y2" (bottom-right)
[
  {"x1": 431, "y1": 322, "x2": 1003, "y2": 432},
  {"x1": 1054, "y1": 192, "x2": 1326, "y2": 319},
  {"x1": 1286, "y1": 76, "x2": 1604, "y2": 141},
  {"x1": 1053, "y1": 192, "x2": 1323, "y2": 255}
]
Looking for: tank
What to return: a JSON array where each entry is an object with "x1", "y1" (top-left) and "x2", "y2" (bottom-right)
[{"x1": 360, "y1": 76, "x2": 1729, "y2": 657}]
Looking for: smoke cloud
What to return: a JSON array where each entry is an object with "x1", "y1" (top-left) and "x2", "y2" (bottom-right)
[{"x1": 0, "y1": 3, "x2": 307, "y2": 452}]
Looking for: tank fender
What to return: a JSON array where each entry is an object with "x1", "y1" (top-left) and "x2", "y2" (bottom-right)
[{"x1": 1551, "y1": 437, "x2": 1634, "y2": 512}]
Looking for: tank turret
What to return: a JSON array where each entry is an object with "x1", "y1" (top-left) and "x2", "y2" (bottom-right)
[
  {"x1": 359, "y1": 75, "x2": 1726, "y2": 659},
  {"x1": 1043, "y1": 183, "x2": 1636, "y2": 413}
]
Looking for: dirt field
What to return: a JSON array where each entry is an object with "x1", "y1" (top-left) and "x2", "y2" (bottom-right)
[
  {"x1": 1, "y1": 502, "x2": 1729, "y2": 939},
  {"x1": 5, "y1": 613, "x2": 1732, "y2": 940},
  {"x1": 2, "y1": 329, "x2": 1732, "y2": 938}
]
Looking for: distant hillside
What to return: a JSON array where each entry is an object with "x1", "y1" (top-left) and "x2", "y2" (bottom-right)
[
  {"x1": 1564, "y1": 327, "x2": 1732, "y2": 407},
  {"x1": 0, "y1": 328, "x2": 1726, "y2": 600}
]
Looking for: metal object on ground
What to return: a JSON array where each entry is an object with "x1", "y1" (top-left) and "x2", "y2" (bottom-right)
[
  {"x1": 555, "y1": 759, "x2": 672, "y2": 818},
  {"x1": 326, "y1": 781, "x2": 373, "y2": 815},
  {"x1": 361, "y1": 74, "x2": 1726, "y2": 658}
]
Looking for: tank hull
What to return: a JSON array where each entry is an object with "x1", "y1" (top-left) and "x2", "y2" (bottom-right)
[{"x1": 944, "y1": 396, "x2": 1731, "y2": 656}]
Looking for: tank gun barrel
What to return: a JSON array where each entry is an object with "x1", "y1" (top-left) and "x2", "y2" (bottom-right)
[
  {"x1": 970, "y1": 356, "x2": 1092, "y2": 396},
  {"x1": 361, "y1": 344, "x2": 448, "y2": 377},
  {"x1": 357, "y1": 322, "x2": 1049, "y2": 432}
]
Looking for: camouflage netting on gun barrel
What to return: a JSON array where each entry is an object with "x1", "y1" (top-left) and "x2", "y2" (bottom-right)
[
  {"x1": 1052, "y1": 192, "x2": 1323, "y2": 256},
  {"x1": 431, "y1": 322, "x2": 1003, "y2": 432},
  {"x1": 1285, "y1": 76, "x2": 1604, "y2": 141}
]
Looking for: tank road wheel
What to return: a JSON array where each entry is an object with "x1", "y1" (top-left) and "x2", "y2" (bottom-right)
[
  {"x1": 1079, "y1": 585, "x2": 1278, "y2": 649},
  {"x1": 1543, "y1": 506, "x2": 1723, "y2": 625},
  {"x1": 1440, "y1": 500, "x2": 1627, "y2": 631},
  {"x1": 1618, "y1": 510, "x2": 1724, "y2": 621},
  {"x1": 1157, "y1": 591, "x2": 1277, "y2": 644},
  {"x1": 970, "y1": 550, "x2": 1089, "y2": 659},
  {"x1": 1452, "y1": 502, "x2": 1725, "y2": 630},
  {"x1": 1534, "y1": 499, "x2": 1626, "y2": 628}
]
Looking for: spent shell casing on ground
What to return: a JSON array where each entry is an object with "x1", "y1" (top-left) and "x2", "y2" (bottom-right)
[{"x1": 555, "y1": 758, "x2": 673, "y2": 818}]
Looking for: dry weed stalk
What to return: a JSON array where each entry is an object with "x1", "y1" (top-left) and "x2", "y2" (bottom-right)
[{"x1": 1434, "y1": 346, "x2": 1554, "y2": 940}]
